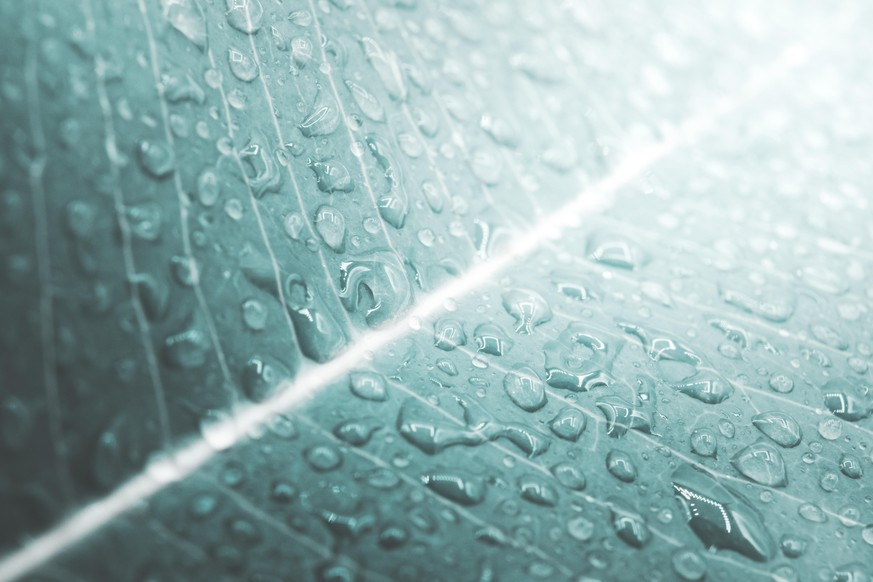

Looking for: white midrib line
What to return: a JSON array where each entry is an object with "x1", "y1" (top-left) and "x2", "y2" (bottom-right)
[{"x1": 0, "y1": 40, "x2": 810, "y2": 582}]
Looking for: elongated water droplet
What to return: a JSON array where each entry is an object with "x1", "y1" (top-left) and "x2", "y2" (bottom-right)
[
  {"x1": 314, "y1": 205, "x2": 346, "y2": 252},
  {"x1": 751, "y1": 411, "x2": 802, "y2": 448},
  {"x1": 672, "y1": 464, "x2": 775, "y2": 562}
]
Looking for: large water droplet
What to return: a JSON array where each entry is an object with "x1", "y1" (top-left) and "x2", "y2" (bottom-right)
[
  {"x1": 285, "y1": 274, "x2": 347, "y2": 362},
  {"x1": 731, "y1": 441, "x2": 788, "y2": 487},
  {"x1": 228, "y1": 48, "x2": 259, "y2": 82},
  {"x1": 339, "y1": 250, "x2": 412, "y2": 327},
  {"x1": 225, "y1": 0, "x2": 263, "y2": 34},
  {"x1": 751, "y1": 411, "x2": 802, "y2": 448},
  {"x1": 672, "y1": 464, "x2": 775, "y2": 561}
]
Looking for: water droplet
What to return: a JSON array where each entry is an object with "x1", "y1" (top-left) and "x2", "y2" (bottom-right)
[
  {"x1": 242, "y1": 355, "x2": 291, "y2": 402},
  {"x1": 162, "y1": 71, "x2": 206, "y2": 104},
  {"x1": 549, "y1": 407, "x2": 586, "y2": 441},
  {"x1": 305, "y1": 444, "x2": 342, "y2": 472},
  {"x1": 163, "y1": 326, "x2": 209, "y2": 369},
  {"x1": 817, "y1": 417, "x2": 843, "y2": 440},
  {"x1": 314, "y1": 205, "x2": 346, "y2": 252},
  {"x1": 596, "y1": 395, "x2": 654, "y2": 438},
  {"x1": 224, "y1": 198, "x2": 244, "y2": 220},
  {"x1": 349, "y1": 371, "x2": 388, "y2": 401},
  {"x1": 839, "y1": 454, "x2": 863, "y2": 479},
  {"x1": 239, "y1": 132, "x2": 281, "y2": 197},
  {"x1": 810, "y1": 324, "x2": 848, "y2": 350},
  {"x1": 551, "y1": 462, "x2": 586, "y2": 491},
  {"x1": 588, "y1": 233, "x2": 647, "y2": 270},
  {"x1": 284, "y1": 212, "x2": 305, "y2": 240},
  {"x1": 751, "y1": 411, "x2": 802, "y2": 448},
  {"x1": 360, "y1": 37, "x2": 406, "y2": 101},
  {"x1": 339, "y1": 250, "x2": 412, "y2": 327},
  {"x1": 190, "y1": 493, "x2": 219, "y2": 519},
  {"x1": 333, "y1": 417, "x2": 381, "y2": 446},
  {"x1": 731, "y1": 441, "x2": 788, "y2": 487},
  {"x1": 689, "y1": 428, "x2": 718, "y2": 458},
  {"x1": 797, "y1": 502, "x2": 827, "y2": 523},
  {"x1": 780, "y1": 534, "x2": 809, "y2": 558},
  {"x1": 241, "y1": 298, "x2": 268, "y2": 331},
  {"x1": 433, "y1": 318, "x2": 466, "y2": 351},
  {"x1": 309, "y1": 158, "x2": 354, "y2": 193},
  {"x1": 267, "y1": 414, "x2": 297, "y2": 440},
  {"x1": 819, "y1": 470, "x2": 839, "y2": 492},
  {"x1": 416, "y1": 228, "x2": 435, "y2": 247},
  {"x1": 822, "y1": 377, "x2": 873, "y2": 421},
  {"x1": 861, "y1": 525, "x2": 873, "y2": 546},
  {"x1": 518, "y1": 474, "x2": 558, "y2": 507},
  {"x1": 566, "y1": 516, "x2": 595, "y2": 541},
  {"x1": 503, "y1": 365, "x2": 546, "y2": 412},
  {"x1": 544, "y1": 324, "x2": 615, "y2": 391},
  {"x1": 196, "y1": 167, "x2": 220, "y2": 206},
  {"x1": 364, "y1": 134, "x2": 409, "y2": 229},
  {"x1": 397, "y1": 399, "x2": 484, "y2": 454},
  {"x1": 421, "y1": 471, "x2": 485, "y2": 506},
  {"x1": 137, "y1": 140, "x2": 175, "y2": 178},
  {"x1": 671, "y1": 549, "x2": 707, "y2": 581},
  {"x1": 285, "y1": 274, "x2": 347, "y2": 362},
  {"x1": 501, "y1": 289, "x2": 552, "y2": 335},
  {"x1": 378, "y1": 523, "x2": 409, "y2": 549},
  {"x1": 299, "y1": 92, "x2": 339, "y2": 137},
  {"x1": 270, "y1": 480, "x2": 297, "y2": 504},
  {"x1": 227, "y1": 47, "x2": 258, "y2": 82},
  {"x1": 672, "y1": 464, "x2": 775, "y2": 561},
  {"x1": 606, "y1": 450, "x2": 636, "y2": 483},
  {"x1": 344, "y1": 80, "x2": 384, "y2": 122},
  {"x1": 769, "y1": 373, "x2": 794, "y2": 393},
  {"x1": 609, "y1": 497, "x2": 650, "y2": 548},
  {"x1": 225, "y1": 0, "x2": 263, "y2": 34},
  {"x1": 720, "y1": 287, "x2": 794, "y2": 323},
  {"x1": 160, "y1": 0, "x2": 207, "y2": 49},
  {"x1": 673, "y1": 370, "x2": 733, "y2": 405},
  {"x1": 473, "y1": 323, "x2": 513, "y2": 356},
  {"x1": 64, "y1": 200, "x2": 96, "y2": 239}
]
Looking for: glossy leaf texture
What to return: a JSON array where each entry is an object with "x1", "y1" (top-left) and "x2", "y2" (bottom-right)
[{"x1": 1, "y1": 0, "x2": 873, "y2": 581}]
